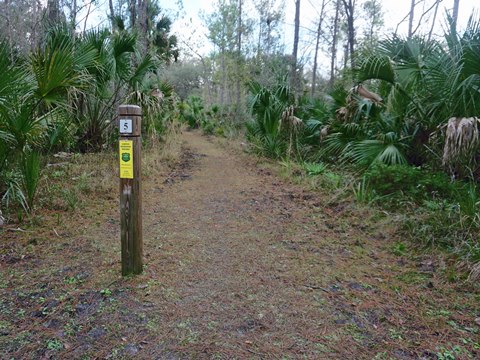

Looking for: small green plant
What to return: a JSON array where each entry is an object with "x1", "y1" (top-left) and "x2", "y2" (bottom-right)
[
  {"x1": 388, "y1": 328, "x2": 403, "y2": 340},
  {"x1": 1, "y1": 171, "x2": 28, "y2": 211},
  {"x1": 435, "y1": 344, "x2": 471, "y2": 360},
  {"x1": 363, "y1": 164, "x2": 461, "y2": 205},
  {"x1": 17, "y1": 209, "x2": 24, "y2": 223},
  {"x1": 63, "y1": 318, "x2": 83, "y2": 336},
  {"x1": 46, "y1": 339, "x2": 63, "y2": 351},
  {"x1": 303, "y1": 162, "x2": 326, "y2": 176},
  {"x1": 436, "y1": 350, "x2": 456, "y2": 360},
  {"x1": 64, "y1": 275, "x2": 84, "y2": 285},
  {"x1": 396, "y1": 270, "x2": 430, "y2": 285},
  {"x1": 21, "y1": 151, "x2": 42, "y2": 212},
  {"x1": 180, "y1": 96, "x2": 205, "y2": 129},
  {"x1": 64, "y1": 276, "x2": 77, "y2": 284},
  {"x1": 100, "y1": 288, "x2": 112, "y2": 298},
  {"x1": 77, "y1": 172, "x2": 92, "y2": 194},
  {"x1": 51, "y1": 170, "x2": 65, "y2": 179},
  {"x1": 62, "y1": 189, "x2": 79, "y2": 211},
  {"x1": 353, "y1": 176, "x2": 374, "y2": 203},
  {"x1": 200, "y1": 119, "x2": 216, "y2": 135},
  {"x1": 322, "y1": 171, "x2": 343, "y2": 189},
  {"x1": 390, "y1": 242, "x2": 407, "y2": 256},
  {"x1": 426, "y1": 309, "x2": 451, "y2": 318},
  {"x1": 279, "y1": 159, "x2": 294, "y2": 176}
]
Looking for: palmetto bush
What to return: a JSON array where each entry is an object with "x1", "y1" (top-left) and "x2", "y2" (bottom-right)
[
  {"x1": 246, "y1": 81, "x2": 292, "y2": 158},
  {"x1": 246, "y1": 80, "x2": 332, "y2": 160},
  {"x1": 339, "y1": 17, "x2": 480, "y2": 276},
  {"x1": 178, "y1": 95, "x2": 206, "y2": 130},
  {"x1": 0, "y1": 26, "x2": 165, "y2": 214},
  {"x1": 344, "y1": 16, "x2": 480, "y2": 172},
  {"x1": 0, "y1": 33, "x2": 80, "y2": 213}
]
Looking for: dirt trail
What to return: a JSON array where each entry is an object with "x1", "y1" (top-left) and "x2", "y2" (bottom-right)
[
  {"x1": 141, "y1": 131, "x2": 330, "y2": 357},
  {"x1": 1, "y1": 131, "x2": 479, "y2": 359}
]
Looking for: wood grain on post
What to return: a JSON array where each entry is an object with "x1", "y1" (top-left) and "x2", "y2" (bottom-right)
[{"x1": 118, "y1": 105, "x2": 143, "y2": 276}]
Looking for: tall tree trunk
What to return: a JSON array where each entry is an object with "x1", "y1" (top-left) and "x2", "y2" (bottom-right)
[
  {"x1": 311, "y1": 0, "x2": 327, "y2": 97},
  {"x1": 83, "y1": 0, "x2": 93, "y2": 33},
  {"x1": 47, "y1": 0, "x2": 62, "y2": 24},
  {"x1": 70, "y1": 0, "x2": 77, "y2": 33},
  {"x1": 408, "y1": 0, "x2": 415, "y2": 38},
  {"x1": 257, "y1": 19, "x2": 262, "y2": 58},
  {"x1": 341, "y1": 0, "x2": 356, "y2": 69},
  {"x1": 329, "y1": 0, "x2": 340, "y2": 88},
  {"x1": 343, "y1": 43, "x2": 349, "y2": 70},
  {"x1": 137, "y1": 0, "x2": 148, "y2": 54},
  {"x1": 109, "y1": 0, "x2": 115, "y2": 30},
  {"x1": 4, "y1": 0, "x2": 11, "y2": 49},
  {"x1": 291, "y1": 0, "x2": 301, "y2": 93},
  {"x1": 452, "y1": 0, "x2": 460, "y2": 32},
  {"x1": 31, "y1": 0, "x2": 38, "y2": 50},
  {"x1": 266, "y1": 23, "x2": 271, "y2": 54},
  {"x1": 129, "y1": 0, "x2": 136, "y2": 29},
  {"x1": 368, "y1": 1, "x2": 375, "y2": 41},
  {"x1": 220, "y1": 46, "x2": 226, "y2": 106},
  {"x1": 236, "y1": 0, "x2": 243, "y2": 118}
]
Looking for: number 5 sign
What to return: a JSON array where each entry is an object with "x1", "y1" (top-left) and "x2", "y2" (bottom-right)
[{"x1": 120, "y1": 118, "x2": 133, "y2": 134}]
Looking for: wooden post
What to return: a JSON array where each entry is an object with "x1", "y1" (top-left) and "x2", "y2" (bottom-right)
[{"x1": 118, "y1": 105, "x2": 143, "y2": 275}]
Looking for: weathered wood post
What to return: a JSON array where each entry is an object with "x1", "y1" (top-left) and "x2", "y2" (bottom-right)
[{"x1": 118, "y1": 105, "x2": 143, "y2": 275}]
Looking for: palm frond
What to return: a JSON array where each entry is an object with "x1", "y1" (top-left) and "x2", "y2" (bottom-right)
[
  {"x1": 129, "y1": 54, "x2": 157, "y2": 89},
  {"x1": 350, "y1": 138, "x2": 407, "y2": 167},
  {"x1": 356, "y1": 54, "x2": 395, "y2": 84},
  {"x1": 31, "y1": 37, "x2": 86, "y2": 108}
]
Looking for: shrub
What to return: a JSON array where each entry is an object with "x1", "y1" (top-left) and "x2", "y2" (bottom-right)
[
  {"x1": 21, "y1": 151, "x2": 42, "y2": 212},
  {"x1": 363, "y1": 164, "x2": 461, "y2": 204}
]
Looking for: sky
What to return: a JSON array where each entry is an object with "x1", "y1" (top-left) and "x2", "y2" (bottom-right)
[
  {"x1": 158, "y1": 0, "x2": 478, "y2": 59},
  {"x1": 82, "y1": 0, "x2": 479, "y2": 63}
]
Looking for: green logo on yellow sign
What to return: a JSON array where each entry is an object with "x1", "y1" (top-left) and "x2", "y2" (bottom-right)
[{"x1": 119, "y1": 140, "x2": 134, "y2": 179}]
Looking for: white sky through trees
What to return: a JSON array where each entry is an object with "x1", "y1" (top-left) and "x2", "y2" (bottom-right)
[{"x1": 82, "y1": 0, "x2": 479, "y2": 64}]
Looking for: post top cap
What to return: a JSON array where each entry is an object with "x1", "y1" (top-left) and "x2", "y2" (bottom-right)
[{"x1": 118, "y1": 105, "x2": 142, "y2": 116}]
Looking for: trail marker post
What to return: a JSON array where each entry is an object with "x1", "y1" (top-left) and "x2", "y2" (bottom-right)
[{"x1": 118, "y1": 105, "x2": 143, "y2": 276}]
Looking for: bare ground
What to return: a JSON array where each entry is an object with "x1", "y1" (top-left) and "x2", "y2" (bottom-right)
[{"x1": 0, "y1": 130, "x2": 479, "y2": 359}]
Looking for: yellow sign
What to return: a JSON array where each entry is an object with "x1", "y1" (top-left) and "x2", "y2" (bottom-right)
[{"x1": 119, "y1": 140, "x2": 134, "y2": 179}]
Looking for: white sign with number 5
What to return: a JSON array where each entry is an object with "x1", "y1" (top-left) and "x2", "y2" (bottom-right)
[{"x1": 120, "y1": 119, "x2": 133, "y2": 134}]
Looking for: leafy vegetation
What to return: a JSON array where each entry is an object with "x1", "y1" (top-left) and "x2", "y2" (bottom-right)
[
  {"x1": 0, "y1": 25, "x2": 175, "y2": 216},
  {"x1": 242, "y1": 15, "x2": 480, "y2": 277}
]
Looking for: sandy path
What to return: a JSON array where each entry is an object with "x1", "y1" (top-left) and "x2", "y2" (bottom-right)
[{"x1": 141, "y1": 131, "x2": 331, "y2": 358}]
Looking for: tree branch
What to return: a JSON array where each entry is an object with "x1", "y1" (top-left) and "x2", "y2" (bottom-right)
[{"x1": 412, "y1": 0, "x2": 444, "y2": 37}]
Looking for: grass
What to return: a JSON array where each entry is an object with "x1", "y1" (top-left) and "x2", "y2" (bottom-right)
[
  {"x1": 302, "y1": 161, "x2": 327, "y2": 176},
  {"x1": 267, "y1": 151, "x2": 480, "y2": 282}
]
